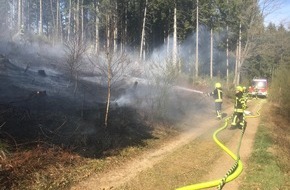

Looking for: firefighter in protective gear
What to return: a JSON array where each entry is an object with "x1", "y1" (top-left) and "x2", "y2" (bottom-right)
[
  {"x1": 206, "y1": 82, "x2": 223, "y2": 119},
  {"x1": 243, "y1": 86, "x2": 248, "y2": 104},
  {"x1": 231, "y1": 86, "x2": 247, "y2": 129},
  {"x1": 243, "y1": 86, "x2": 247, "y2": 93}
]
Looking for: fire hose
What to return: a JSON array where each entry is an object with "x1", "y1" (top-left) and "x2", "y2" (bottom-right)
[{"x1": 176, "y1": 100, "x2": 263, "y2": 190}]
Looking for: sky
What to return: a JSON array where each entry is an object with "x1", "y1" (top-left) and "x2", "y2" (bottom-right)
[{"x1": 263, "y1": 0, "x2": 290, "y2": 27}]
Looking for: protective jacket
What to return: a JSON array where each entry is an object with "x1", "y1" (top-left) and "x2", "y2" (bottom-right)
[
  {"x1": 234, "y1": 91, "x2": 246, "y2": 113},
  {"x1": 208, "y1": 88, "x2": 223, "y2": 119},
  {"x1": 209, "y1": 88, "x2": 223, "y2": 103}
]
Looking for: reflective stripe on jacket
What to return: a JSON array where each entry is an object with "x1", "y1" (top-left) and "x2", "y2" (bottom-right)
[
  {"x1": 210, "y1": 88, "x2": 223, "y2": 103},
  {"x1": 234, "y1": 109, "x2": 244, "y2": 113},
  {"x1": 234, "y1": 92, "x2": 246, "y2": 112}
]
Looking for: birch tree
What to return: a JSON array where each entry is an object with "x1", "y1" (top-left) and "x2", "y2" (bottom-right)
[
  {"x1": 195, "y1": 0, "x2": 199, "y2": 77},
  {"x1": 18, "y1": 0, "x2": 22, "y2": 31},
  {"x1": 95, "y1": 0, "x2": 100, "y2": 54},
  {"x1": 38, "y1": 0, "x2": 43, "y2": 35},
  {"x1": 140, "y1": 0, "x2": 148, "y2": 60},
  {"x1": 173, "y1": 0, "x2": 177, "y2": 69},
  {"x1": 208, "y1": 0, "x2": 222, "y2": 79},
  {"x1": 104, "y1": 51, "x2": 112, "y2": 127},
  {"x1": 67, "y1": 0, "x2": 72, "y2": 41},
  {"x1": 226, "y1": 0, "x2": 229, "y2": 84}
]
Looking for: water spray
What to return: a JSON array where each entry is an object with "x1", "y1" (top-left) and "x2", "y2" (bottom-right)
[{"x1": 173, "y1": 86, "x2": 204, "y2": 94}]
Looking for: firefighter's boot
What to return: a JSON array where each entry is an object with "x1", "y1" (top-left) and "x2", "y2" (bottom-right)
[
  {"x1": 238, "y1": 120, "x2": 245, "y2": 130},
  {"x1": 217, "y1": 110, "x2": 222, "y2": 120}
]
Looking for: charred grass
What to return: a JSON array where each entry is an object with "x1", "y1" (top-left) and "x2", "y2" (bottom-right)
[{"x1": 0, "y1": 102, "x2": 180, "y2": 190}]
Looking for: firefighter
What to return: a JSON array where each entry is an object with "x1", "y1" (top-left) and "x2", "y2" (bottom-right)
[
  {"x1": 243, "y1": 86, "x2": 247, "y2": 94},
  {"x1": 231, "y1": 86, "x2": 247, "y2": 129},
  {"x1": 254, "y1": 86, "x2": 259, "y2": 99},
  {"x1": 243, "y1": 86, "x2": 248, "y2": 103},
  {"x1": 206, "y1": 82, "x2": 223, "y2": 119}
]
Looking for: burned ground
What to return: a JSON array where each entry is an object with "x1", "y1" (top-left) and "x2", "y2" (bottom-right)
[
  {"x1": 0, "y1": 40, "x2": 213, "y2": 189},
  {"x1": 0, "y1": 50, "x2": 155, "y2": 158}
]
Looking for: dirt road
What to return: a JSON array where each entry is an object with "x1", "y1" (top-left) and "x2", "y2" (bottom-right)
[{"x1": 71, "y1": 99, "x2": 263, "y2": 190}]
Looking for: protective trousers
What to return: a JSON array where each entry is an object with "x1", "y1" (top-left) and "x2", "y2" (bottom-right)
[
  {"x1": 215, "y1": 102, "x2": 222, "y2": 119},
  {"x1": 231, "y1": 111, "x2": 245, "y2": 129}
]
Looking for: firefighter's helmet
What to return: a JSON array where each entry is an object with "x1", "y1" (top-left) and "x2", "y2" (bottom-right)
[
  {"x1": 236, "y1": 86, "x2": 243, "y2": 92},
  {"x1": 215, "y1": 82, "x2": 221, "y2": 89}
]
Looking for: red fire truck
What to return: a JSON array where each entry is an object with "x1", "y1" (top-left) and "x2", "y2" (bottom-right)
[{"x1": 248, "y1": 78, "x2": 268, "y2": 98}]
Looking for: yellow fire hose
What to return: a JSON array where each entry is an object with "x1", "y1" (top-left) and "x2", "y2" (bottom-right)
[{"x1": 176, "y1": 100, "x2": 262, "y2": 190}]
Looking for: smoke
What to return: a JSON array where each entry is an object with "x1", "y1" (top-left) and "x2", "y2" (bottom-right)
[
  {"x1": 137, "y1": 25, "x2": 234, "y2": 78},
  {"x1": 0, "y1": 22, "x2": 220, "y2": 119},
  {"x1": 114, "y1": 94, "x2": 134, "y2": 107},
  {"x1": 178, "y1": 26, "x2": 232, "y2": 76}
]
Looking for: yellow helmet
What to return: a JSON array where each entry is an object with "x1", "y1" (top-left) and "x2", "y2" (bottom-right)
[
  {"x1": 215, "y1": 82, "x2": 221, "y2": 89},
  {"x1": 236, "y1": 86, "x2": 243, "y2": 92}
]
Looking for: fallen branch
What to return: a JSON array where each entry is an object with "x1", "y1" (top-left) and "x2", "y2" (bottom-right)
[{"x1": 0, "y1": 122, "x2": 6, "y2": 129}]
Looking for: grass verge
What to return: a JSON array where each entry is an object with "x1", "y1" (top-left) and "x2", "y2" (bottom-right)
[{"x1": 239, "y1": 103, "x2": 290, "y2": 190}]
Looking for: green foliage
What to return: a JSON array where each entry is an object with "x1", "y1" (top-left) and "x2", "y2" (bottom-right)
[
  {"x1": 240, "y1": 116, "x2": 288, "y2": 190},
  {"x1": 241, "y1": 20, "x2": 290, "y2": 83},
  {"x1": 269, "y1": 64, "x2": 290, "y2": 116}
]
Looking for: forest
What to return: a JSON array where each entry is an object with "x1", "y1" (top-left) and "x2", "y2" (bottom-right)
[
  {"x1": 0, "y1": 0, "x2": 290, "y2": 189},
  {"x1": 0, "y1": 0, "x2": 289, "y2": 82}
]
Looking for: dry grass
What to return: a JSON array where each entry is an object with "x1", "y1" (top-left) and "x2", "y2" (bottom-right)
[
  {"x1": 239, "y1": 102, "x2": 290, "y2": 189},
  {"x1": 0, "y1": 145, "x2": 106, "y2": 190},
  {"x1": 0, "y1": 121, "x2": 180, "y2": 190}
]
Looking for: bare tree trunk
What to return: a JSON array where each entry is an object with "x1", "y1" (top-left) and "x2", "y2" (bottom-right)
[
  {"x1": 122, "y1": 1, "x2": 128, "y2": 52},
  {"x1": 81, "y1": 0, "x2": 84, "y2": 42},
  {"x1": 68, "y1": 0, "x2": 71, "y2": 41},
  {"x1": 76, "y1": 0, "x2": 80, "y2": 35},
  {"x1": 50, "y1": 0, "x2": 55, "y2": 30},
  {"x1": 114, "y1": 3, "x2": 118, "y2": 53},
  {"x1": 73, "y1": 5, "x2": 76, "y2": 35},
  {"x1": 50, "y1": 0, "x2": 56, "y2": 44},
  {"x1": 195, "y1": 0, "x2": 199, "y2": 77},
  {"x1": 106, "y1": 14, "x2": 110, "y2": 51},
  {"x1": 57, "y1": 0, "x2": 60, "y2": 42},
  {"x1": 39, "y1": 0, "x2": 43, "y2": 35},
  {"x1": 226, "y1": 0, "x2": 229, "y2": 85},
  {"x1": 143, "y1": 39, "x2": 146, "y2": 60},
  {"x1": 210, "y1": 28, "x2": 213, "y2": 79},
  {"x1": 26, "y1": 1, "x2": 30, "y2": 32},
  {"x1": 173, "y1": 1, "x2": 178, "y2": 70},
  {"x1": 104, "y1": 53, "x2": 112, "y2": 127},
  {"x1": 234, "y1": 41, "x2": 238, "y2": 85},
  {"x1": 226, "y1": 24, "x2": 229, "y2": 84},
  {"x1": 57, "y1": 0, "x2": 63, "y2": 43},
  {"x1": 18, "y1": 0, "x2": 22, "y2": 31},
  {"x1": 140, "y1": 0, "x2": 148, "y2": 60},
  {"x1": 9, "y1": 0, "x2": 16, "y2": 30},
  {"x1": 167, "y1": 34, "x2": 170, "y2": 56},
  {"x1": 114, "y1": 26, "x2": 117, "y2": 53},
  {"x1": 95, "y1": 0, "x2": 99, "y2": 53},
  {"x1": 237, "y1": 22, "x2": 242, "y2": 85}
]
